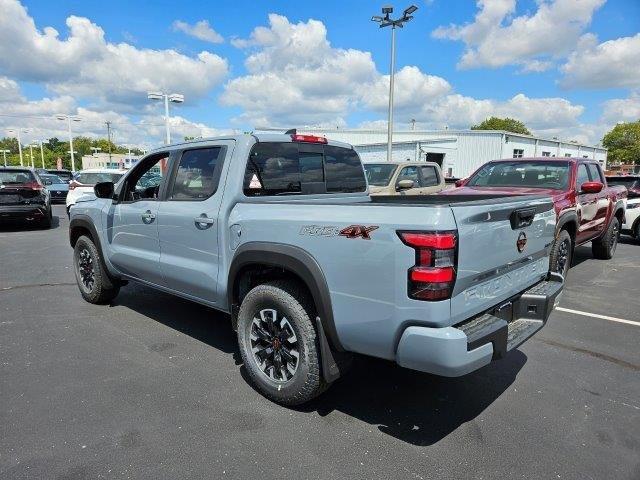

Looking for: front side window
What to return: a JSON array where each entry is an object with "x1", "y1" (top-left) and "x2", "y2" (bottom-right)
[
  {"x1": 397, "y1": 166, "x2": 419, "y2": 187},
  {"x1": 420, "y1": 166, "x2": 440, "y2": 187},
  {"x1": 243, "y1": 143, "x2": 366, "y2": 196},
  {"x1": 122, "y1": 153, "x2": 169, "y2": 201},
  {"x1": 170, "y1": 147, "x2": 224, "y2": 200},
  {"x1": 587, "y1": 163, "x2": 603, "y2": 183},
  {"x1": 575, "y1": 164, "x2": 591, "y2": 191},
  {"x1": 513, "y1": 149, "x2": 524, "y2": 158}
]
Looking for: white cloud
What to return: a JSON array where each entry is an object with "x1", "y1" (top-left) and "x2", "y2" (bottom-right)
[
  {"x1": 601, "y1": 92, "x2": 640, "y2": 123},
  {"x1": 172, "y1": 20, "x2": 224, "y2": 44},
  {"x1": 0, "y1": 0, "x2": 228, "y2": 110},
  {"x1": 432, "y1": 0, "x2": 604, "y2": 70},
  {"x1": 560, "y1": 33, "x2": 640, "y2": 89}
]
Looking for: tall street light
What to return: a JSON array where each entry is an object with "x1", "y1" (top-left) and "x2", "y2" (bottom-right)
[
  {"x1": 372, "y1": 4, "x2": 418, "y2": 162},
  {"x1": 56, "y1": 114, "x2": 81, "y2": 172},
  {"x1": 39, "y1": 140, "x2": 45, "y2": 169},
  {"x1": 7, "y1": 128, "x2": 28, "y2": 166},
  {"x1": 28, "y1": 143, "x2": 38, "y2": 168},
  {"x1": 147, "y1": 91, "x2": 184, "y2": 145},
  {"x1": 1, "y1": 149, "x2": 10, "y2": 167}
]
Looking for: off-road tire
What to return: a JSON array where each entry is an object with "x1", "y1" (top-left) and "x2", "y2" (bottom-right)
[
  {"x1": 73, "y1": 235, "x2": 120, "y2": 304},
  {"x1": 549, "y1": 229, "x2": 572, "y2": 278},
  {"x1": 592, "y1": 217, "x2": 620, "y2": 260},
  {"x1": 237, "y1": 280, "x2": 327, "y2": 405}
]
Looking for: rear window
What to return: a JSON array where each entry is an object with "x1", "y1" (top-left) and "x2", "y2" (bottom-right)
[
  {"x1": 40, "y1": 174, "x2": 64, "y2": 184},
  {"x1": 467, "y1": 161, "x2": 570, "y2": 189},
  {"x1": 243, "y1": 142, "x2": 366, "y2": 196},
  {"x1": 76, "y1": 172, "x2": 124, "y2": 185},
  {"x1": 0, "y1": 170, "x2": 36, "y2": 185}
]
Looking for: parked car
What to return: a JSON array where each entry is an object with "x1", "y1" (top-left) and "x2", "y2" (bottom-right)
[
  {"x1": 66, "y1": 169, "x2": 126, "y2": 216},
  {"x1": 0, "y1": 167, "x2": 52, "y2": 228},
  {"x1": 39, "y1": 173, "x2": 69, "y2": 203},
  {"x1": 606, "y1": 175, "x2": 640, "y2": 199},
  {"x1": 445, "y1": 158, "x2": 627, "y2": 277},
  {"x1": 69, "y1": 134, "x2": 563, "y2": 405},
  {"x1": 363, "y1": 161, "x2": 445, "y2": 195},
  {"x1": 621, "y1": 198, "x2": 640, "y2": 239}
]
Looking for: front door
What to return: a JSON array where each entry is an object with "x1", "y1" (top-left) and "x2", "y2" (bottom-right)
[
  {"x1": 575, "y1": 162, "x2": 598, "y2": 244},
  {"x1": 157, "y1": 142, "x2": 233, "y2": 304},
  {"x1": 395, "y1": 165, "x2": 422, "y2": 195},
  {"x1": 105, "y1": 152, "x2": 171, "y2": 285}
]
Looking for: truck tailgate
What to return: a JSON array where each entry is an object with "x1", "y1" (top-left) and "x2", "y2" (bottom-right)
[{"x1": 449, "y1": 196, "x2": 556, "y2": 324}]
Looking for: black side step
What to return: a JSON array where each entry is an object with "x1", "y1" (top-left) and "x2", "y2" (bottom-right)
[
  {"x1": 506, "y1": 319, "x2": 543, "y2": 352},
  {"x1": 457, "y1": 313, "x2": 508, "y2": 359}
]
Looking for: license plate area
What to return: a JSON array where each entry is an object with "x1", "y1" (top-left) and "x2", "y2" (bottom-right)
[{"x1": 0, "y1": 195, "x2": 20, "y2": 203}]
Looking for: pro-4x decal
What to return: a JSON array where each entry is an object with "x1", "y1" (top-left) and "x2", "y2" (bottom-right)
[{"x1": 338, "y1": 225, "x2": 379, "y2": 240}]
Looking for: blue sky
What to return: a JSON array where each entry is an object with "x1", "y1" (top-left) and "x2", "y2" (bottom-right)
[{"x1": 1, "y1": 0, "x2": 639, "y2": 147}]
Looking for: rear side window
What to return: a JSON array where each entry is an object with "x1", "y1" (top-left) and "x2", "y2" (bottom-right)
[
  {"x1": 244, "y1": 143, "x2": 366, "y2": 196},
  {"x1": 420, "y1": 166, "x2": 440, "y2": 187},
  {"x1": 170, "y1": 147, "x2": 224, "y2": 200},
  {"x1": 587, "y1": 163, "x2": 603, "y2": 183}
]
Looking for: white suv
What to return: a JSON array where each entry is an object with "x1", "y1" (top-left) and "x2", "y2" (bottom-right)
[
  {"x1": 622, "y1": 198, "x2": 640, "y2": 239},
  {"x1": 66, "y1": 169, "x2": 126, "y2": 216}
]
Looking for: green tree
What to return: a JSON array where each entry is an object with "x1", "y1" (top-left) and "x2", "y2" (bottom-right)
[
  {"x1": 602, "y1": 120, "x2": 640, "y2": 165},
  {"x1": 471, "y1": 116, "x2": 531, "y2": 135},
  {"x1": 0, "y1": 137, "x2": 20, "y2": 154}
]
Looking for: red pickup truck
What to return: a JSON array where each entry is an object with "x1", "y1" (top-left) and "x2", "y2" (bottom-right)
[{"x1": 444, "y1": 157, "x2": 627, "y2": 277}]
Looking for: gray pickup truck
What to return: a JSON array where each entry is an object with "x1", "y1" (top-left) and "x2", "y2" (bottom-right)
[{"x1": 69, "y1": 133, "x2": 563, "y2": 405}]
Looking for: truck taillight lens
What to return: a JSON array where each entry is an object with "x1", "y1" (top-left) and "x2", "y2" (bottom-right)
[{"x1": 398, "y1": 231, "x2": 457, "y2": 301}]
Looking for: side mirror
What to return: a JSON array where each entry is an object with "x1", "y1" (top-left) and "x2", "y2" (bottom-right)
[
  {"x1": 454, "y1": 179, "x2": 465, "y2": 187},
  {"x1": 580, "y1": 181, "x2": 603, "y2": 194},
  {"x1": 94, "y1": 181, "x2": 115, "y2": 199},
  {"x1": 397, "y1": 179, "x2": 415, "y2": 190}
]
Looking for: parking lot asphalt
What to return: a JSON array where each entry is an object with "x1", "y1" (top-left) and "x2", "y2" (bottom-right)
[{"x1": 1, "y1": 205, "x2": 639, "y2": 480}]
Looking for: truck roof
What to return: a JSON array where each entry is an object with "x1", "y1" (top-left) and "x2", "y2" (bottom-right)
[
  {"x1": 148, "y1": 133, "x2": 354, "y2": 154},
  {"x1": 490, "y1": 157, "x2": 598, "y2": 164}
]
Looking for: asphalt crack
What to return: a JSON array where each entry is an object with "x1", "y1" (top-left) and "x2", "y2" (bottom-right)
[{"x1": 0, "y1": 282, "x2": 76, "y2": 292}]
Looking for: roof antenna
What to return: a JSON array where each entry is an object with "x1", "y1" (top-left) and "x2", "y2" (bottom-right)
[{"x1": 284, "y1": 128, "x2": 297, "y2": 135}]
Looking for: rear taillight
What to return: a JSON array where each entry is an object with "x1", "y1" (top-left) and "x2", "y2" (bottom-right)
[
  {"x1": 24, "y1": 182, "x2": 43, "y2": 191},
  {"x1": 398, "y1": 231, "x2": 457, "y2": 301}
]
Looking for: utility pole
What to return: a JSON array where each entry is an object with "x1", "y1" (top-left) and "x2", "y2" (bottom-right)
[{"x1": 105, "y1": 121, "x2": 112, "y2": 163}]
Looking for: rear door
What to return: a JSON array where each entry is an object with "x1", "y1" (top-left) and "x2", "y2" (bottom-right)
[
  {"x1": 417, "y1": 164, "x2": 443, "y2": 194},
  {"x1": 587, "y1": 163, "x2": 609, "y2": 235},
  {"x1": 157, "y1": 141, "x2": 233, "y2": 304},
  {"x1": 449, "y1": 196, "x2": 556, "y2": 323}
]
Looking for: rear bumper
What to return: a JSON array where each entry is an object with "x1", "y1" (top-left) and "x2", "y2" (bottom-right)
[
  {"x1": 0, "y1": 204, "x2": 48, "y2": 221},
  {"x1": 396, "y1": 272, "x2": 563, "y2": 376}
]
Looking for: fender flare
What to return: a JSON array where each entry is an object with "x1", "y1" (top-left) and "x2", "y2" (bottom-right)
[
  {"x1": 228, "y1": 242, "x2": 343, "y2": 353},
  {"x1": 69, "y1": 215, "x2": 120, "y2": 286},
  {"x1": 556, "y1": 211, "x2": 578, "y2": 238}
]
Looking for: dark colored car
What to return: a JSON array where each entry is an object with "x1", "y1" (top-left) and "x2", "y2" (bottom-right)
[
  {"x1": 40, "y1": 173, "x2": 69, "y2": 203},
  {"x1": 605, "y1": 175, "x2": 640, "y2": 198},
  {"x1": 0, "y1": 167, "x2": 52, "y2": 228},
  {"x1": 47, "y1": 169, "x2": 73, "y2": 182},
  {"x1": 443, "y1": 158, "x2": 626, "y2": 277}
]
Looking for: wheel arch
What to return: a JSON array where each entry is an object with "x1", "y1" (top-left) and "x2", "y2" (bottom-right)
[
  {"x1": 556, "y1": 211, "x2": 578, "y2": 243},
  {"x1": 228, "y1": 242, "x2": 343, "y2": 353}
]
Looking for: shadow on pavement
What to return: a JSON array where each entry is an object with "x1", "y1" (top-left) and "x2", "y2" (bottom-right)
[
  {"x1": 0, "y1": 213, "x2": 60, "y2": 232},
  {"x1": 112, "y1": 281, "x2": 526, "y2": 447}
]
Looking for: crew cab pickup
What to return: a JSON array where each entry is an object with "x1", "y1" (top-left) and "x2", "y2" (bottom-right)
[
  {"x1": 69, "y1": 134, "x2": 563, "y2": 405},
  {"x1": 446, "y1": 158, "x2": 627, "y2": 277}
]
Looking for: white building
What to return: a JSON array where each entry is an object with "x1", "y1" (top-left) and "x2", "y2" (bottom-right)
[
  {"x1": 262, "y1": 128, "x2": 607, "y2": 178},
  {"x1": 81, "y1": 152, "x2": 140, "y2": 170}
]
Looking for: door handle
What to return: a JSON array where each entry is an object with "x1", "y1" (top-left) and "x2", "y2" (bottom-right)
[
  {"x1": 194, "y1": 214, "x2": 214, "y2": 230},
  {"x1": 141, "y1": 210, "x2": 156, "y2": 224}
]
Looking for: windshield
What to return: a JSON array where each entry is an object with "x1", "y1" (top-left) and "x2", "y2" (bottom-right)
[
  {"x1": 40, "y1": 174, "x2": 64, "y2": 184},
  {"x1": 467, "y1": 161, "x2": 570, "y2": 189},
  {"x1": 75, "y1": 172, "x2": 124, "y2": 185},
  {"x1": 0, "y1": 169, "x2": 36, "y2": 185},
  {"x1": 364, "y1": 164, "x2": 397, "y2": 186}
]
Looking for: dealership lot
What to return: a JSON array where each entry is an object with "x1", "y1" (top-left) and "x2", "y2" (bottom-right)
[{"x1": 1, "y1": 206, "x2": 639, "y2": 479}]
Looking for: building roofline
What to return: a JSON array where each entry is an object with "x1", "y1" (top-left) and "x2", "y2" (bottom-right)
[{"x1": 255, "y1": 126, "x2": 607, "y2": 151}]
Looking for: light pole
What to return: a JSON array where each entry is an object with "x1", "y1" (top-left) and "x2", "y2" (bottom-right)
[
  {"x1": 56, "y1": 114, "x2": 81, "y2": 172},
  {"x1": 28, "y1": 143, "x2": 38, "y2": 168},
  {"x1": 7, "y1": 128, "x2": 28, "y2": 166},
  {"x1": 147, "y1": 91, "x2": 185, "y2": 144},
  {"x1": 39, "y1": 141, "x2": 45, "y2": 169},
  {"x1": 372, "y1": 5, "x2": 418, "y2": 161},
  {"x1": 1, "y1": 149, "x2": 10, "y2": 167}
]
